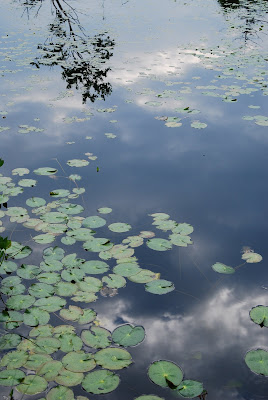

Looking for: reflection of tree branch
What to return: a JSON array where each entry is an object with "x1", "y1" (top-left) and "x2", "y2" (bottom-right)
[{"x1": 21, "y1": 0, "x2": 115, "y2": 103}]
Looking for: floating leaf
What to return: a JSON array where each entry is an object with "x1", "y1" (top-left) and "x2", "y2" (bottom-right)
[
  {"x1": 98, "y1": 207, "x2": 112, "y2": 214},
  {"x1": 62, "y1": 351, "x2": 96, "y2": 372},
  {"x1": 0, "y1": 369, "x2": 25, "y2": 386},
  {"x1": 47, "y1": 386, "x2": 74, "y2": 400},
  {"x1": 128, "y1": 270, "x2": 159, "y2": 283},
  {"x1": 212, "y1": 262, "x2": 235, "y2": 274},
  {"x1": 67, "y1": 159, "x2": 89, "y2": 167},
  {"x1": 82, "y1": 216, "x2": 106, "y2": 228},
  {"x1": 242, "y1": 252, "x2": 262, "y2": 263},
  {"x1": 23, "y1": 307, "x2": 50, "y2": 326},
  {"x1": 108, "y1": 223, "x2": 131, "y2": 233},
  {"x1": 41, "y1": 212, "x2": 67, "y2": 224},
  {"x1": 6, "y1": 295, "x2": 35, "y2": 310},
  {"x1": 0, "y1": 350, "x2": 28, "y2": 369},
  {"x1": 59, "y1": 333, "x2": 83, "y2": 352},
  {"x1": 81, "y1": 260, "x2": 109, "y2": 274},
  {"x1": 245, "y1": 349, "x2": 268, "y2": 376},
  {"x1": 23, "y1": 354, "x2": 52, "y2": 370},
  {"x1": 146, "y1": 239, "x2": 172, "y2": 251},
  {"x1": 0, "y1": 333, "x2": 21, "y2": 350},
  {"x1": 83, "y1": 238, "x2": 113, "y2": 252},
  {"x1": 112, "y1": 324, "x2": 145, "y2": 347},
  {"x1": 82, "y1": 369, "x2": 120, "y2": 394},
  {"x1": 148, "y1": 360, "x2": 183, "y2": 387},
  {"x1": 145, "y1": 280, "x2": 175, "y2": 295},
  {"x1": 191, "y1": 121, "x2": 207, "y2": 129},
  {"x1": 55, "y1": 368, "x2": 84, "y2": 386},
  {"x1": 35, "y1": 296, "x2": 66, "y2": 312},
  {"x1": 95, "y1": 347, "x2": 132, "y2": 370},
  {"x1": 113, "y1": 263, "x2": 141, "y2": 277},
  {"x1": 26, "y1": 197, "x2": 46, "y2": 207},
  {"x1": 12, "y1": 168, "x2": 30, "y2": 176},
  {"x1": 50, "y1": 189, "x2": 70, "y2": 198},
  {"x1": 55, "y1": 282, "x2": 78, "y2": 297},
  {"x1": 34, "y1": 167, "x2": 58, "y2": 175},
  {"x1": 34, "y1": 337, "x2": 61, "y2": 354},
  {"x1": 18, "y1": 178, "x2": 37, "y2": 187},
  {"x1": 16, "y1": 375, "x2": 47, "y2": 394},
  {"x1": 58, "y1": 203, "x2": 84, "y2": 215},
  {"x1": 102, "y1": 274, "x2": 126, "y2": 288},
  {"x1": 176, "y1": 380, "x2": 204, "y2": 398},
  {"x1": 28, "y1": 283, "x2": 55, "y2": 298},
  {"x1": 17, "y1": 264, "x2": 40, "y2": 279},
  {"x1": 37, "y1": 360, "x2": 63, "y2": 380},
  {"x1": 81, "y1": 326, "x2": 112, "y2": 349},
  {"x1": 250, "y1": 306, "x2": 268, "y2": 328},
  {"x1": 169, "y1": 234, "x2": 192, "y2": 247}
]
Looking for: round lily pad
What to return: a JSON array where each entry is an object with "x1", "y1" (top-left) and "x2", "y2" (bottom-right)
[
  {"x1": 23, "y1": 354, "x2": 52, "y2": 370},
  {"x1": 6, "y1": 295, "x2": 35, "y2": 310},
  {"x1": 59, "y1": 333, "x2": 83, "y2": 352},
  {"x1": 245, "y1": 349, "x2": 268, "y2": 376},
  {"x1": 34, "y1": 337, "x2": 61, "y2": 354},
  {"x1": 83, "y1": 238, "x2": 113, "y2": 252},
  {"x1": 0, "y1": 333, "x2": 21, "y2": 350},
  {"x1": 28, "y1": 283, "x2": 55, "y2": 298},
  {"x1": 146, "y1": 239, "x2": 172, "y2": 251},
  {"x1": 47, "y1": 386, "x2": 74, "y2": 400},
  {"x1": 113, "y1": 263, "x2": 141, "y2": 277},
  {"x1": 37, "y1": 360, "x2": 63, "y2": 380},
  {"x1": 0, "y1": 350, "x2": 28, "y2": 369},
  {"x1": 176, "y1": 380, "x2": 204, "y2": 398},
  {"x1": 0, "y1": 369, "x2": 25, "y2": 386},
  {"x1": 250, "y1": 306, "x2": 268, "y2": 327},
  {"x1": 95, "y1": 347, "x2": 132, "y2": 370},
  {"x1": 23, "y1": 307, "x2": 50, "y2": 326},
  {"x1": 18, "y1": 178, "x2": 37, "y2": 187},
  {"x1": 148, "y1": 360, "x2": 183, "y2": 387},
  {"x1": 169, "y1": 234, "x2": 192, "y2": 247},
  {"x1": 26, "y1": 197, "x2": 46, "y2": 207},
  {"x1": 17, "y1": 264, "x2": 40, "y2": 279},
  {"x1": 61, "y1": 236, "x2": 76, "y2": 245},
  {"x1": 145, "y1": 280, "x2": 175, "y2": 295},
  {"x1": 128, "y1": 270, "x2": 159, "y2": 283},
  {"x1": 108, "y1": 223, "x2": 131, "y2": 233},
  {"x1": 62, "y1": 351, "x2": 96, "y2": 372},
  {"x1": 55, "y1": 368, "x2": 84, "y2": 386},
  {"x1": 35, "y1": 296, "x2": 66, "y2": 312},
  {"x1": 98, "y1": 207, "x2": 112, "y2": 214},
  {"x1": 82, "y1": 369, "x2": 120, "y2": 394},
  {"x1": 34, "y1": 167, "x2": 58, "y2": 175},
  {"x1": 242, "y1": 252, "x2": 262, "y2": 263},
  {"x1": 33, "y1": 233, "x2": 56, "y2": 244},
  {"x1": 102, "y1": 274, "x2": 126, "y2": 288},
  {"x1": 82, "y1": 216, "x2": 106, "y2": 228},
  {"x1": 57, "y1": 203, "x2": 84, "y2": 215},
  {"x1": 212, "y1": 263, "x2": 235, "y2": 274},
  {"x1": 112, "y1": 324, "x2": 145, "y2": 347},
  {"x1": 16, "y1": 375, "x2": 47, "y2": 394},
  {"x1": 172, "y1": 223, "x2": 194, "y2": 235},
  {"x1": 41, "y1": 212, "x2": 67, "y2": 224},
  {"x1": 81, "y1": 260, "x2": 109, "y2": 274},
  {"x1": 81, "y1": 326, "x2": 112, "y2": 349},
  {"x1": 67, "y1": 159, "x2": 89, "y2": 167}
]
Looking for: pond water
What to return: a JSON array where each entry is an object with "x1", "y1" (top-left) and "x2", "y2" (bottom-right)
[{"x1": 0, "y1": 0, "x2": 268, "y2": 399}]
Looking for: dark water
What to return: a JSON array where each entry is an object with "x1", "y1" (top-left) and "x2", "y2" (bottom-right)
[{"x1": 0, "y1": 0, "x2": 268, "y2": 399}]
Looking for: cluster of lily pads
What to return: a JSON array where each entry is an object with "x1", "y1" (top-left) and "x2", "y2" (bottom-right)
[{"x1": 211, "y1": 248, "x2": 262, "y2": 275}]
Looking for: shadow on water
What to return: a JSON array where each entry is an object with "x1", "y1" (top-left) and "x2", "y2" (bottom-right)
[{"x1": 18, "y1": 0, "x2": 115, "y2": 103}]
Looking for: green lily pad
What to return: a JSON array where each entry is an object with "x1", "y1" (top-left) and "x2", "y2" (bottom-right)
[
  {"x1": 29, "y1": 325, "x2": 53, "y2": 338},
  {"x1": 62, "y1": 351, "x2": 96, "y2": 372},
  {"x1": 28, "y1": 283, "x2": 55, "y2": 298},
  {"x1": 98, "y1": 207, "x2": 112, "y2": 214},
  {"x1": 17, "y1": 264, "x2": 40, "y2": 279},
  {"x1": 145, "y1": 280, "x2": 175, "y2": 295},
  {"x1": 78, "y1": 309, "x2": 97, "y2": 325},
  {"x1": 81, "y1": 326, "x2": 112, "y2": 349},
  {"x1": 82, "y1": 216, "x2": 106, "y2": 228},
  {"x1": 83, "y1": 238, "x2": 113, "y2": 252},
  {"x1": 67, "y1": 159, "x2": 89, "y2": 167},
  {"x1": 46, "y1": 386, "x2": 74, "y2": 400},
  {"x1": 112, "y1": 324, "x2": 145, "y2": 347},
  {"x1": 250, "y1": 306, "x2": 268, "y2": 328},
  {"x1": 26, "y1": 197, "x2": 46, "y2": 207},
  {"x1": 34, "y1": 337, "x2": 61, "y2": 354},
  {"x1": 57, "y1": 203, "x2": 84, "y2": 215},
  {"x1": 50, "y1": 189, "x2": 70, "y2": 198},
  {"x1": 82, "y1": 369, "x2": 120, "y2": 394},
  {"x1": 212, "y1": 262, "x2": 235, "y2": 274},
  {"x1": 169, "y1": 234, "x2": 192, "y2": 247},
  {"x1": 35, "y1": 296, "x2": 66, "y2": 312},
  {"x1": 242, "y1": 252, "x2": 262, "y2": 263},
  {"x1": 1, "y1": 283, "x2": 25, "y2": 296},
  {"x1": 18, "y1": 178, "x2": 37, "y2": 187},
  {"x1": 81, "y1": 260, "x2": 109, "y2": 274},
  {"x1": 6, "y1": 294, "x2": 35, "y2": 310},
  {"x1": 23, "y1": 307, "x2": 50, "y2": 326},
  {"x1": 60, "y1": 305, "x2": 83, "y2": 321},
  {"x1": 12, "y1": 167, "x2": 30, "y2": 176},
  {"x1": 61, "y1": 236, "x2": 76, "y2": 245},
  {"x1": 55, "y1": 282, "x2": 78, "y2": 297},
  {"x1": 78, "y1": 277, "x2": 102, "y2": 292},
  {"x1": 16, "y1": 375, "x2": 47, "y2": 394},
  {"x1": 113, "y1": 263, "x2": 141, "y2": 277},
  {"x1": 41, "y1": 212, "x2": 67, "y2": 224},
  {"x1": 148, "y1": 360, "x2": 183, "y2": 387},
  {"x1": 71, "y1": 291, "x2": 98, "y2": 303},
  {"x1": 37, "y1": 360, "x2": 63, "y2": 380},
  {"x1": 0, "y1": 310, "x2": 23, "y2": 329},
  {"x1": 2, "y1": 275, "x2": 21, "y2": 286},
  {"x1": 6, "y1": 242, "x2": 32, "y2": 259},
  {"x1": 176, "y1": 380, "x2": 204, "y2": 398},
  {"x1": 0, "y1": 369, "x2": 25, "y2": 386},
  {"x1": 0, "y1": 350, "x2": 28, "y2": 369},
  {"x1": 102, "y1": 274, "x2": 126, "y2": 288},
  {"x1": 55, "y1": 368, "x2": 84, "y2": 386},
  {"x1": 43, "y1": 246, "x2": 65, "y2": 260},
  {"x1": 150, "y1": 213, "x2": 170, "y2": 220},
  {"x1": 108, "y1": 223, "x2": 131, "y2": 233},
  {"x1": 61, "y1": 268, "x2": 85, "y2": 282},
  {"x1": 95, "y1": 347, "x2": 132, "y2": 370},
  {"x1": 40, "y1": 260, "x2": 63, "y2": 272},
  {"x1": 0, "y1": 260, "x2": 17, "y2": 274},
  {"x1": 191, "y1": 121, "x2": 207, "y2": 129},
  {"x1": 59, "y1": 333, "x2": 83, "y2": 352},
  {"x1": 66, "y1": 228, "x2": 94, "y2": 241},
  {"x1": 128, "y1": 270, "x2": 159, "y2": 283},
  {"x1": 34, "y1": 167, "x2": 58, "y2": 175},
  {"x1": 146, "y1": 238, "x2": 172, "y2": 251},
  {"x1": 123, "y1": 235, "x2": 144, "y2": 248},
  {"x1": 0, "y1": 333, "x2": 21, "y2": 350},
  {"x1": 37, "y1": 272, "x2": 61, "y2": 284},
  {"x1": 23, "y1": 354, "x2": 52, "y2": 370},
  {"x1": 245, "y1": 349, "x2": 268, "y2": 376}
]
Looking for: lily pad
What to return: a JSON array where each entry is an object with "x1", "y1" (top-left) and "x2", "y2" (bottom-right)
[
  {"x1": 0, "y1": 333, "x2": 21, "y2": 350},
  {"x1": 98, "y1": 207, "x2": 112, "y2": 214},
  {"x1": 95, "y1": 347, "x2": 132, "y2": 370},
  {"x1": 34, "y1": 167, "x2": 58, "y2": 175},
  {"x1": 250, "y1": 306, "x2": 268, "y2": 328},
  {"x1": 212, "y1": 262, "x2": 235, "y2": 274},
  {"x1": 59, "y1": 333, "x2": 83, "y2": 352},
  {"x1": 82, "y1": 216, "x2": 106, "y2": 228},
  {"x1": 0, "y1": 369, "x2": 25, "y2": 386},
  {"x1": 62, "y1": 351, "x2": 96, "y2": 373},
  {"x1": 37, "y1": 360, "x2": 63, "y2": 380},
  {"x1": 108, "y1": 222, "x2": 131, "y2": 233},
  {"x1": 18, "y1": 178, "x2": 37, "y2": 187},
  {"x1": 81, "y1": 326, "x2": 112, "y2": 349},
  {"x1": 57, "y1": 203, "x2": 84, "y2": 215},
  {"x1": 47, "y1": 386, "x2": 74, "y2": 400},
  {"x1": 26, "y1": 197, "x2": 46, "y2": 207},
  {"x1": 81, "y1": 260, "x2": 109, "y2": 274},
  {"x1": 0, "y1": 350, "x2": 28, "y2": 369},
  {"x1": 16, "y1": 375, "x2": 47, "y2": 394},
  {"x1": 128, "y1": 270, "x2": 159, "y2": 283},
  {"x1": 135, "y1": 397, "x2": 164, "y2": 400},
  {"x1": 102, "y1": 274, "x2": 126, "y2": 288},
  {"x1": 112, "y1": 324, "x2": 145, "y2": 347},
  {"x1": 6, "y1": 294, "x2": 35, "y2": 310},
  {"x1": 67, "y1": 159, "x2": 89, "y2": 167},
  {"x1": 82, "y1": 369, "x2": 120, "y2": 394},
  {"x1": 23, "y1": 307, "x2": 50, "y2": 326},
  {"x1": 17, "y1": 264, "x2": 40, "y2": 279},
  {"x1": 113, "y1": 263, "x2": 141, "y2": 277},
  {"x1": 176, "y1": 380, "x2": 204, "y2": 398},
  {"x1": 245, "y1": 349, "x2": 268, "y2": 376},
  {"x1": 146, "y1": 238, "x2": 172, "y2": 251},
  {"x1": 145, "y1": 280, "x2": 175, "y2": 295},
  {"x1": 55, "y1": 368, "x2": 84, "y2": 386},
  {"x1": 35, "y1": 296, "x2": 66, "y2": 312},
  {"x1": 242, "y1": 252, "x2": 262, "y2": 263},
  {"x1": 23, "y1": 354, "x2": 52, "y2": 370},
  {"x1": 148, "y1": 360, "x2": 183, "y2": 387}
]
